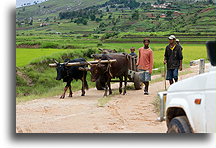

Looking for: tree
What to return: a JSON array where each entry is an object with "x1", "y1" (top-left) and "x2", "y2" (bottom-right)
[
  {"x1": 24, "y1": 18, "x2": 29, "y2": 25},
  {"x1": 17, "y1": 21, "x2": 22, "y2": 27},
  {"x1": 90, "y1": 15, "x2": 96, "y2": 21},
  {"x1": 100, "y1": 14, "x2": 104, "y2": 18},
  {"x1": 208, "y1": 0, "x2": 214, "y2": 4},
  {"x1": 131, "y1": 10, "x2": 139, "y2": 20},
  {"x1": 157, "y1": 0, "x2": 165, "y2": 4},
  {"x1": 166, "y1": 11, "x2": 173, "y2": 18},
  {"x1": 82, "y1": 19, "x2": 88, "y2": 25},
  {"x1": 106, "y1": 6, "x2": 110, "y2": 12},
  {"x1": 29, "y1": 19, "x2": 33, "y2": 25},
  {"x1": 127, "y1": 0, "x2": 140, "y2": 9},
  {"x1": 99, "y1": 22, "x2": 106, "y2": 28},
  {"x1": 53, "y1": 17, "x2": 57, "y2": 22},
  {"x1": 74, "y1": 18, "x2": 88, "y2": 25},
  {"x1": 95, "y1": 18, "x2": 102, "y2": 22},
  {"x1": 45, "y1": 17, "x2": 49, "y2": 22}
]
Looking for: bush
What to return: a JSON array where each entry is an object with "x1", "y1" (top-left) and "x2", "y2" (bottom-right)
[
  {"x1": 82, "y1": 34, "x2": 89, "y2": 37},
  {"x1": 83, "y1": 49, "x2": 97, "y2": 58},
  {"x1": 93, "y1": 35, "x2": 100, "y2": 39},
  {"x1": 63, "y1": 45, "x2": 77, "y2": 49},
  {"x1": 97, "y1": 43, "x2": 103, "y2": 47},
  {"x1": 100, "y1": 32, "x2": 119, "y2": 40},
  {"x1": 21, "y1": 41, "x2": 41, "y2": 46},
  {"x1": 116, "y1": 48, "x2": 125, "y2": 53},
  {"x1": 16, "y1": 75, "x2": 27, "y2": 86},
  {"x1": 40, "y1": 42, "x2": 60, "y2": 48}
]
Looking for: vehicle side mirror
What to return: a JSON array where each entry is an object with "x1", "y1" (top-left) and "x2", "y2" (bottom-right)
[{"x1": 206, "y1": 41, "x2": 216, "y2": 66}]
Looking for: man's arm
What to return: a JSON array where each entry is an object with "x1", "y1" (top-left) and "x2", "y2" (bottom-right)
[
  {"x1": 178, "y1": 47, "x2": 183, "y2": 71},
  {"x1": 136, "y1": 49, "x2": 140, "y2": 66},
  {"x1": 164, "y1": 47, "x2": 168, "y2": 64},
  {"x1": 149, "y1": 50, "x2": 154, "y2": 74},
  {"x1": 179, "y1": 60, "x2": 183, "y2": 71}
]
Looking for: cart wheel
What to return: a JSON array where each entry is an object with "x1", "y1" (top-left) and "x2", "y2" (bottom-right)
[
  {"x1": 134, "y1": 72, "x2": 143, "y2": 90},
  {"x1": 96, "y1": 79, "x2": 105, "y2": 90}
]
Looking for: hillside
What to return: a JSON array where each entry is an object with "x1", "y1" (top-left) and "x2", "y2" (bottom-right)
[
  {"x1": 16, "y1": 0, "x2": 216, "y2": 34},
  {"x1": 17, "y1": 0, "x2": 214, "y2": 19}
]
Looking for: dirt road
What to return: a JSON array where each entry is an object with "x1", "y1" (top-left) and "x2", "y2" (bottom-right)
[{"x1": 16, "y1": 65, "x2": 208, "y2": 133}]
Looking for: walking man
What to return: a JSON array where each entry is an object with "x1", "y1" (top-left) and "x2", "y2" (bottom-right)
[
  {"x1": 164, "y1": 35, "x2": 183, "y2": 85},
  {"x1": 176, "y1": 39, "x2": 183, "y2": 51},
  {"x1": 136, "y1": 38, "x2": 154, "y2": 95}
]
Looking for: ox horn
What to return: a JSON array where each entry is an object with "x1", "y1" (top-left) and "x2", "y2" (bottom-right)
[
  {"x1": 87, "y1": 61, "x2": 92, "y2": 66},
  {"x1": 54, "y1": 59, "x2": 59, "y2": 64},
  {"x1": 97, "y1": 59, "x2": 102, "y2": 66},
  {"x1": 64, "y1": 60, "x2": 70, "y2": 65}
]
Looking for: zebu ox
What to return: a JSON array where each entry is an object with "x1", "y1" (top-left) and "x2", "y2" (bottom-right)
[
  {"x1": 89, "y1": 53, "x2": 129, "y2": 97},
  {"x1": 55, "y1": 58, "x2": 88, "y2": 99}
]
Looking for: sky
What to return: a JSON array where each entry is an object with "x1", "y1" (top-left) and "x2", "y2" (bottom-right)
[{"x1": 16, "y1": 0, "x2": 47, "y2": 8}]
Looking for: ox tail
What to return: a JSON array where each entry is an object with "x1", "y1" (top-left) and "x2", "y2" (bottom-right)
[{"x1": 125, "y1": 54, "x2": 130, "y2": 68}]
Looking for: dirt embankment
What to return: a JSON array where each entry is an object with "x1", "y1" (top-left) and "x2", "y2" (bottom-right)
[
  {"x1": 16, "y1": 44, "x2": 40, "y2": 48},
  {"x1": 16, "y1": 65, "x2": 208, "y2": 133}
]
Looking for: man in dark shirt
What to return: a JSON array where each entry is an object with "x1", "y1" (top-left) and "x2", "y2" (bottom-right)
[
  {"x1": 164, "y1": 35, "x2": 183, "y2": 85},
  {"x1": 176, "y1": 39, "x2": 183, "y2": 51}
]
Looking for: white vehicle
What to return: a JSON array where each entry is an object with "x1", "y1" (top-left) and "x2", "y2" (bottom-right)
[{"x1": 158, "y1": 41, "x2": 216, "y2": 133}]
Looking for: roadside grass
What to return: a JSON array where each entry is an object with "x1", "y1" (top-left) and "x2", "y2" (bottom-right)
[
  {"x1": 152, "y1": 96, "x2": 161, "y2": 114},
  {"x1": 16, "y1": 83, "x2": 65, "y2": 103},
  {"x1": 152, "y1": 69, "x2": 196, "y2": 115},
  {"x1": 16, "y1": 72, "x2": 96, "y2": 104}
]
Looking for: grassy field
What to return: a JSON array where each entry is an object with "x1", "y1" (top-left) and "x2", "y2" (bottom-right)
[
  {"x1": 16, "y1": 48, "x2": 65, "y2": 67},
  {"x1": 16, "y1": 43, "x2": 208, "y2": 69}
]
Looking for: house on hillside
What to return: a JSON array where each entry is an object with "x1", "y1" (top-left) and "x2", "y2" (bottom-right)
[
  {"x1": 173, "y1": 11, "x2": 184, "y2": 17},
  {"x1": 40, "y1": 23, "x2": 48, "y2": 27},
  {"x1": 151, "y1": 3, "x2": 171, "y2": 9},
  {"x1": 160, "y1": 13, "x2": 166, "y2": 18}
]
